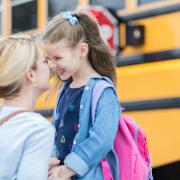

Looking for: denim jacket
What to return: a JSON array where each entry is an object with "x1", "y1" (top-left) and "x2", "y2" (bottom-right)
[{"x1": 51, "y1": 76, "x2": 121, "y2": 180}]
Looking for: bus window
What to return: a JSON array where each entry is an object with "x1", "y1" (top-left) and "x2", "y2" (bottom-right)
[
  {"x1": 11, "y1": 0, "x2": 37, "y2": 33},
  {"x1": 138, "y1": 0, "x2": 167, "y2": 5},
  {"x1": 89, "y1": 0, "x2": 125, "y2": 10},
  {"x1": 48, "y1": 0, "x2": 78, "y2": 17}
]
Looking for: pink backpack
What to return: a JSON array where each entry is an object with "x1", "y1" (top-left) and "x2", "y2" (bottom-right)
[{"x1": 91, "y1": 80, "x2": 153, "y2": 180}]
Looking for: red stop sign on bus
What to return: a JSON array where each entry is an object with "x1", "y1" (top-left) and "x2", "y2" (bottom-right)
[{"x1": 86, "y1": 6, "x2": 119, "y2": 54}]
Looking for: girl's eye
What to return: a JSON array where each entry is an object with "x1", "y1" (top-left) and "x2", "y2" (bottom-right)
[{"x1": 54, "y1": 56, "x2": 62, "y2": 61}]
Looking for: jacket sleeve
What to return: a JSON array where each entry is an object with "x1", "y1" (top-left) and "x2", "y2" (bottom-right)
[
  {"x1": 16, "y1": 123, "x2": 55, "y2": 180},
  {"x1": 64, "y1": 87, "x2": 121, "y2": 177}
]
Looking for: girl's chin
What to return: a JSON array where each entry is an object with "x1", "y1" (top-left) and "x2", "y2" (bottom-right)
[
  {"x1": 58, "y1": 75, "x2": 71, "y2": 81},
  {"x1": 56, "y1": 71, "x2": 72, "y2": 81}
]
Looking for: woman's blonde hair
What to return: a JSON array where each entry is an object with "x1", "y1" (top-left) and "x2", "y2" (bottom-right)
[
  {"x1": 0, "y1": 34, "x2": 39, "y2": 98},
  {"x1": 40, "y1": 11, "x2": 117, "y2": 89}
]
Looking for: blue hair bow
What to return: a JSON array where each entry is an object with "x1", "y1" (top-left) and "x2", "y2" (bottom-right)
[{"x1": 63, "y1": 11, "x2": 79, "y2": 26}]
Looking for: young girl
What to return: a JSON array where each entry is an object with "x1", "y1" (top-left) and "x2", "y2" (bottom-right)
[
  {"x1": 41, "y1": 11, "x2": 121, "y2": 180},
  {"x1": 0, "y1": 35, "x2": 55, "y2": 180}
]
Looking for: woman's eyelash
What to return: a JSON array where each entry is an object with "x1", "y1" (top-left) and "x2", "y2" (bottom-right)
[{"x1": 43, "y1": 57, "x2": 50, "y2": 64}]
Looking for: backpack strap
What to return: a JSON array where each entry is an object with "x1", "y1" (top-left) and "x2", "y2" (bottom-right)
[
  {"x1": 0, "y1": 110, "x2": 30, "y2": 126},
  {"x1": 91, "y1": 80, "x2": 116, "y2": 180},
  {"x1": 91, "y1": 80, "x2": 115, "y2": 124}
]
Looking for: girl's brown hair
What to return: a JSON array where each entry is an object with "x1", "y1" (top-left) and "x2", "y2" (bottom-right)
[{"x1": 41, "y1": 11, "x2": 117, "y2": 85}]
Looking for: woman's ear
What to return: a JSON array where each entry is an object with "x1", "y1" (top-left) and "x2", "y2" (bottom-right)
[
  {"x1": 26, "y1": 68, "x2": 36, "y2": 86},
  {"x1": 80, "y1": 42, "x2": 89, "y2": 59}
]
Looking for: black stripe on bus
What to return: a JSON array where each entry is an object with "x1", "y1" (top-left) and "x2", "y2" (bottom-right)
[
  {"x1": 36, "y1": 97, "x2": 180, "y2": 117},
  {"x1": 153, "y1": 160, "x2": 180, "y2": 180},
  {"x1": 116, "y1": 48, "x2": 180, "y2": 66},
  {"x1": 120, "y1": 3, "x2": 180, "y2": 21},
  {"x1": 122, "y1": 97, "x2": 180, "y2": 112},
  {"x1": 36, "y1": 109, "x2": 54, "y2": 117}
]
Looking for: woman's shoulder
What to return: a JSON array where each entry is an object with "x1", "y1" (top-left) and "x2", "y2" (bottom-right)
[
  {"x1": 22, "y1": 111, "x2": 49, "y2": 123},
  {"x1": 0, "y1": 108, "x2": 55, "y2": 149},
  {"x1": 14, "y1": 112, "x2": 55, "y2": 146},
  {"x1": 0, "y1": 106, "x2": 54, "y2": 133},
  {"x1": 18, "y1": 111, "x2": 54, "y2": 131}
]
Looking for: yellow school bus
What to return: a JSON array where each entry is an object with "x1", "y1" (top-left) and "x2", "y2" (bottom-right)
[
  {"x1": 114, "y1": 1, "x2": 180, "y2": 179},
  {"x1": 1, "y1": 0, "x2": 180, "y2": 179}
]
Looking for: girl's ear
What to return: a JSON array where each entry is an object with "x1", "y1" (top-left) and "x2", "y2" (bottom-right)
[
  {"x1": 26, "y1": 68, "x2": 36, "y2": 86},
  {"x1": 80, "y1": 42, "x2": 89, "y2": 59}
]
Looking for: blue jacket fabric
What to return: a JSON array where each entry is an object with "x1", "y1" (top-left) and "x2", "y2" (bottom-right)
[{"x1": 51, "y1": 76, "x2": 121, "y2": 180}]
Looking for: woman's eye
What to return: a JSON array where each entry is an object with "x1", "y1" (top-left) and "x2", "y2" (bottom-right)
[{"x1": 43, "y1": 57, "x2": 50, "y2": 64}]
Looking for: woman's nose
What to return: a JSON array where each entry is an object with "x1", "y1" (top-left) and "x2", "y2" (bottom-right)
[
  {"x1": 48, "y1": 60, "x2": 56, "y2": 69},
  {"x1": 48, "y1": 61, "x2": 57, "y2": 76}
]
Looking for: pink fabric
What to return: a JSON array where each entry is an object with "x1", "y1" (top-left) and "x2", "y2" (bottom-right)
[
  {"x1": 102, "y1": 115, "x2": 151, "y2": 180},
  {"x1": 114, "y1": 115, "x2": 150, "y2": 180},
  {"x1": 101, "y1": 160, "x2": 113, "y2": 180},
  {"x1": 91, "y1": 80, "x2": 152, "y2": 180}
]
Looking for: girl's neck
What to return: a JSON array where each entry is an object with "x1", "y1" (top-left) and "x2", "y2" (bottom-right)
[{"x1": 71, "y1": 66, "x2": 101, "y2": 88}]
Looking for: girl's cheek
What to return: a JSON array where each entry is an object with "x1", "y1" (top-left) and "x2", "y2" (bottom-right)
[{"x1": 56, "y1": 62, "x2": 63, "y2": 68}]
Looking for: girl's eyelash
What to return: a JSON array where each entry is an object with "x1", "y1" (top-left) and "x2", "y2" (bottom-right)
[{"x1": 55, "y1": 56, "x2": 62, "y2": 60}]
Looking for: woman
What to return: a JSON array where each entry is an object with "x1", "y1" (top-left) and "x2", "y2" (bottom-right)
[{"x1": 0, "y1": 34, "x2": 55, "y2": 180}]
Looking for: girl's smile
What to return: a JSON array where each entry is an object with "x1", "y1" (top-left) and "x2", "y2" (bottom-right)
[{"x1": 56, "y1": 68, "x2": 65, "y2": 77}]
